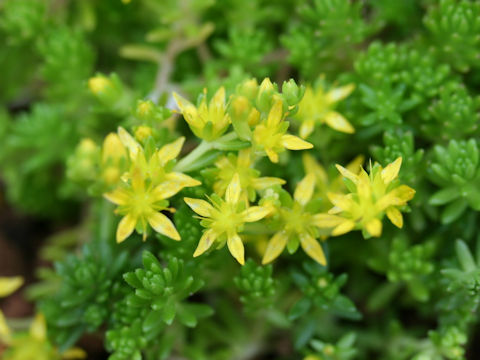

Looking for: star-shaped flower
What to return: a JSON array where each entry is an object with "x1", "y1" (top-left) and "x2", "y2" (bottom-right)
[{"x1": 184, "y1": 174, "x2": 270, "y2": 264}]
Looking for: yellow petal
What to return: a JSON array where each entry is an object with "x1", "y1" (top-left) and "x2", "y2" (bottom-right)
[
  {"x1": 386, "y1": 207, "x2": 403, "y2": 228},
  {"x1": 324, "y1": 111, "x2": 354, "y2": 134},
  {"x1": 377, "y1": 185, "x2": 416, "y2": 210},
  {"x1": 173, "y1": 92, "x2": 202, "y2": 128},
  {"x1": 294, "y1": 173, "x2": 315, "y2": 206},
  {"x1": 312, "y1": 214, "x2": 346, "y2": 228},
  {"x1": 365, "y1": 218, "x2": 382, "y2": 237},
  {"x1": 116, "y1": 214, "x2": 137, "y2": 243},
  {"x1": 117, "y1": 126, "x2": 141, "y2": 157},
  {"x1": 327, "y1": 192, "x2": 354, "y2": 212},
  {"x1": 265, "y1": 148, "x2": 279, "y2": 163},
  {"x1": 226, "y1": 173, "x2": 241, "y2": 204},
  {"x1": 103, "y1": 188, "x2": 129, "y2": 206},
  {"x1": 262, "y1": 231, "x2": 288, "y2": 264},
  {"x1": 259, "y1": 78, "x2": 274, "y2": 95},
  {"x1": 210, "y1": 86, "x2": 226, "y2": 107},
  {"x1": 299, "y1": 119, "x2": 315, "y2": 139},
  {"x1": 148, "y1": 212, "x2": 181, "y2": 240},
  {"x1": 173, "y1": 92, "x2": 194, "y2": 114},
  {"x1": 29, "y1": 313, "x2": 47, "y2": 341},
  {"x1": 328, "y1": 206, "x2": 343, "y2": 215},
  {"x1": 356, "y1": 172, "x2": 372, "y2": 199},
  {"x1": 332, "y1": 219, "x2": 356, "y2": 236},
  {"x1": 152, "y1": 181, "x2": 183, "y2": 200},
  {"x1": 335, "y1": 164, "x2": 359, "y2": 183},
  {"x1": 193, "y1": 229, "x2": 216, "y2": 257},
  {"x1": 0, "y1": 311, "x2": 11, "y2": 339},
  {"x1": 62, "y1": 347, "x2": 87, "y2": 359},
  {"x1": 242, "y1": 206, "x2": 270, "y2": 222},
  {"x1": 0, "y1": 276, "x2": 24, "y2": 298},
  {"x1": 131, "y1": 168, "x2": 145, "y2": 193},
  {"x1": 375, "y1": 193, "x2": 396, "y2": 211},
  {"x1": 381, "y1": 157, "x2": 402, "y2": 184},
  {"x1": 281, "y1": 134, "x2": 313, "y2": 150},
  {"x1": 154, "y1": 173, "x2": 201, "y2": 200},
  {"x1": 102, "y1": 133, "x2": 126, "y2": 162},
  {"x1": 302, "y1": 153, "x2": 328, "y2": 182},
  {"x1": 227, "y1": 233, "x2": 245, "y2": 265},
  {"x1": 252, "y1": 177, "x2": 286, "y2": 190},
  {"x1": 267, "y1": 99, "x2": 283, "y2": 127},
  {"x1": 394, "y1": 185, "x2": 416, "y2": 202},
  {"x1": 184, "y1": 198, "x2": 214, "y2": 217},
  {"x1": 158, "y1": 137, "x2": 185, "y2": 166},
  {"x1": 345, "y1": 155, "x2": 365, "y2": 174},
  {"x1": 299, "y1": 233, "x2": 326, "y2": 265},
  {"x1": 326, "y1": 84, "x2": 355, "y2": 103},
  {"x1": 165, "y1": 172, "x2": 202, "y2": 188}
]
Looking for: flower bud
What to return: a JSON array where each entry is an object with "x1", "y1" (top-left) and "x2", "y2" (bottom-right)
[{"x1": 256, "y1": 78, "x2": 276, "y2": 113}]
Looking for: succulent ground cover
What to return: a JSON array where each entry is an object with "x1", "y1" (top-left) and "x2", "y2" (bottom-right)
[{"x1": 1, "y1": 0, "x2": 480, "y2": 359}]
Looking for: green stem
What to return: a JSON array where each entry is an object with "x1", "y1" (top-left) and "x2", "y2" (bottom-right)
[
  {"x1": 99, "y1": 199, "x2": 115, "y2": 243},
  {"x1": 174, "y1": 132, "x2": 237, "y2": 173}
]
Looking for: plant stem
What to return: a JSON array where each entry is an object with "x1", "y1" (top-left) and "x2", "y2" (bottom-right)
[
  {"x1": 174, "y1": 132, "x2": 237, "y2": 173},
  {"x1": 99, "y1": 199, "x2": 115, "y2": 243},
  {"x1": 173, "y1": 140, "x2": 213, "y2": 173}
]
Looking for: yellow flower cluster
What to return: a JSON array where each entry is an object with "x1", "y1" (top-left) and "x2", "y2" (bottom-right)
[
  {"x1": 185, "y1": 174, "x2": 270, "y2": 264},
  {"x1": 261, "y1": 173, "x2": 328, "y2": 265},
  {"x1": 77, "y1": 76, "x2": 415, "y2": 267},
  {"x1": 295, "y1": 79, "x2": 355, "y2": 138},
  {"x1": 0, "y1": 277, "x2": 85, "y2": 360},
  {"x1": 208, "y1": 148, "x2": 285, "y2": 203},
  {"x1": 314, "y1": 157, "x2": 415, "y2": 237},
  {"x1": 174, "y1": 87, "x2": 230, "y2": 141},
  {"x1": 103, "y1": 127, "x2": 200, "y2": 243},
  {"x1": 172, "y1": 78, "x2": 325, "y2": 264},
  {"x1": 303, "y1": 153, "x2": 365, "y2": 212},
  {"x1": 174, "y1": 78, "x2": 313, "y2": 164},
  {"x1": 252, "y1": 98, "x2": 313, "y2": 163}
]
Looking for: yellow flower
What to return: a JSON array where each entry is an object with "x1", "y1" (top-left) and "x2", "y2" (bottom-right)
[
  {"x1": 134, "y1": 125, "x2": 153, "y2": 142},
  {"x1": 104, "y1": 128, "x2": 201, "y2": 243},
  {"x1": 137, "y1": 100, "x2": 153, "y2": 117},
  {"x1": 210, "y1": 148, "x2": 285, "y2": 202},
  {"x1": 88, "y1": 75, "x2": 112, "y2": 96},
  {"x1": 105, "y1": 169, "x2": 179, "y2": 243},
  {"x1": 314, "y1": 157, "x2": 415, "y2": 238},
  {"x1": 1, "y1": 313, "x2": 86, "y2": 360},
  {"x1": 229, "y1": 95, "x2": 261, "y2": 134},
  {"x1": 101, "y1": 132, "x2": 128, "y2": 186},
  {"x1": 303, "y1": 153, "x2": 364, "y2": 211},
  {"x1": 262, "y1": 174, "x2": 327, "y2": 265},
  {"x1": 0, "y1": 277, "x2": 23, "y2": 341},
  {"x1": 237, "y1": 78, "x2": 259, "y2": 100},
  {"x1": 67, "y1": 138, "x2": 101, "y2": 183},
  {"x1": 184, "y1": 174, "x2": 270, "y2": 265},
  {"x1": 0, "y1": 276, "x2": 23, "y2": 298},
  {"x1": 116, "y1": 127, "x2": 195, "y2": 188},
  {"x1": 173, "y1": 87, "x2": 230, "y2": 141},
  {"x1": 295, "y1": 82, "x2": 355, "y2": 138},
  {"x1": 253, "y1": 99, "x2": 313, "y2": 163}
]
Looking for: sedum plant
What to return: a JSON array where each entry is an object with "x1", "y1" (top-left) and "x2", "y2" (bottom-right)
[{"x1": 1, "y1": 0, "x2": 480, "y2": 359}]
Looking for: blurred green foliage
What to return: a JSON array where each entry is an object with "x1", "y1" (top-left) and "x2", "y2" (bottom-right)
[{"x1": 1, "y1": 0, "x2": 480, "y2": 359}]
